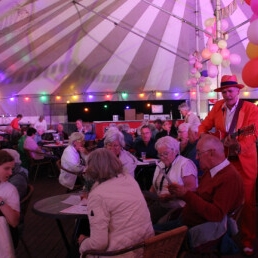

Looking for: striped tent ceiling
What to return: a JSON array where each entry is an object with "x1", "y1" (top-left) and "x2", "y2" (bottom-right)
[{"x1": 0, "y1": 0, "x2": 252, "y2": 101}]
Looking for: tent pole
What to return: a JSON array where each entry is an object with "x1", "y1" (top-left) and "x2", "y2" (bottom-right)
[
  {"x1": 195, "y1": 0, "x2": 200, "y2": 118},
  {"x1": 215, "y1": 0, "x2": 222, "y2": 99}
]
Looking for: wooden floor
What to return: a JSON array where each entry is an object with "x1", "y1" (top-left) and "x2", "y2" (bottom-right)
[
  {"x1": 16, "y1": 175, "x2": 79, "y2": 258},
  {"x1": 16, "y1": 174, "x2": 258, "y2": 258}
]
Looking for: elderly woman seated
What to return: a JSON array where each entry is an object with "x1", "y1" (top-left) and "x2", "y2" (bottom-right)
[
  {"x1": 59, "y1": 132, "x2": 88, "y2": 190},
  {"x1": 104, "y1": 128, "x2": 139, "y2": 177},
  {"x1": 3, "y1": 149, "x2": 28, "y2": 200},
  {"x1": 144, "y1": 136, "x2": 198, "y2": 224},
  {"x1": 78, "y1": 148, "x2": 154, "y2": 256}
]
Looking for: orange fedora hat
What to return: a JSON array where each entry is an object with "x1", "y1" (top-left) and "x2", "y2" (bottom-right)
[{"x1": 214, "y1": 75, "x2": 244, "y2": 92}]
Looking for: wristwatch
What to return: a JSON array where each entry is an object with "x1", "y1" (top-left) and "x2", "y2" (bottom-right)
[{"x1": 0, "y1": 200, "x2": 5, "y2": 206}]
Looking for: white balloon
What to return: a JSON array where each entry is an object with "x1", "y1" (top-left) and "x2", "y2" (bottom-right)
[
  {"x1": 210, "y1": 53, "x2": 223, "y2": 65},
  {"x1": 218, "y1": 40, "x2": 227, "y2": 49}
]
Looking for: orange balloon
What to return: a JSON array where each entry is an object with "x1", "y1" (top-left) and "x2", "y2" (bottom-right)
[
  {"x1": 246, "y1": 42, "x2": 258, "y2": 59},
  {"x1": 201, "y1": 48, "x2": 211, "y2": 59},
  {"x1": 242, "y1": 57, "x2": 258, "y2": 87},
  {"x1": 245, "y1": 0, "x2": 251, "y2": 5}
]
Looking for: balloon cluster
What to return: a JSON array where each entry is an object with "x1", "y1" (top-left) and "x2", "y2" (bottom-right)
[
  {"x1": 242, "y1": 0, "x2": 258, "y2": 88},
  {"x1": 186, "y1": 51, "x2": 212, "y2": 93},
  {"x1": 201, "y1": 17, "x2": 241, "y2": 78}
]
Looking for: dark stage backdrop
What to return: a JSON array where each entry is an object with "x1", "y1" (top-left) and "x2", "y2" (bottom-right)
[{"x1": 67, "y1": 100, "x2": 186, "y2": 122}]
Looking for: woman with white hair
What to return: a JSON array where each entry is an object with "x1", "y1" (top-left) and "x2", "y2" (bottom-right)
[
  {"x1": 178, "y1": 102, "x2": 201, "y2": 128},
  {"x1": 59, "y1": 132, "x2": 88, "y2": 190},
  {"x1": 104, "y1": 129, "x2": 138, "y2": 177},
  {"x1": 177, "y1": 122, "x2": 190, "y2": 153},
  {"x1": 145, "y1": 136, "x2": 198, "y2": 224},
  {"x1": 3, "y1": 149, "x2": 28, "y2": 200}
]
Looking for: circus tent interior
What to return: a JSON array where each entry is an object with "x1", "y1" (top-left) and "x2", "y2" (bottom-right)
[{"x1": 0, "y1": 0, "x2": 257, "y2": 125}]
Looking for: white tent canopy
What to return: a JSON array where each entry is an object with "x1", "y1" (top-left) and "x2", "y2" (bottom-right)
[{"x1": 0, "y1": 0, "x2": 255, "y2": 119}]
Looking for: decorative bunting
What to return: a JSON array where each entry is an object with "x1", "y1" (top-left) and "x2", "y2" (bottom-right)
[{"x1": 220, "y1": 0, "x2": 238, "y2": 19}]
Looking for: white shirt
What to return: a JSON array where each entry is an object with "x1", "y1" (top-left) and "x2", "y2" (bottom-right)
[
  {"x1": 34, "y1": 119, "x2": 47, "y2": 131},
  {"x1": 223, "y1": 99, "x2": 239, "y2": 132},
  {"x1": 0, "y1": 181, "x2": 20, "y2": 212},
  {"x1": 210, "y1": 159, "x2": 230, "y2": 178},
  {"x1": 153, "y1": 155, "x2": 198, "y2": 208}
]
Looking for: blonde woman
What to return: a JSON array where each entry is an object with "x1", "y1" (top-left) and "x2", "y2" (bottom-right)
[{"x1": 78, "y1": 148, "x2": 154, "y2": 256}]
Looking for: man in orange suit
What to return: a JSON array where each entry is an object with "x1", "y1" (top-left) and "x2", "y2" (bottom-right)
[{"x1": 198, "y1": 75, "x2": 258, "y2": 256}]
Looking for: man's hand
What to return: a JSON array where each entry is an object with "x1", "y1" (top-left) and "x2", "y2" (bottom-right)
[
  {"x1": 168, "y1": 183, "x2": 187, "y2": 198},
  {"x1": 224, "y1": 135, "x2": 241, "y2": 154},
  {"x1": 78, "y1": 234, "x2": 88, "y2": 245}
]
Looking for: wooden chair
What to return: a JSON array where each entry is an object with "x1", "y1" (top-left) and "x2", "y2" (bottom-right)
[
  {"x1": 24, "y1": 149, "x2": 56, "y2": 182},
  {"x1": 84, "y1": 140, "x2": 97, "y2": 152},
  {"x1": 179, "y1": 202, "x2": 244, "y2": 258},
  {"x1": 81, "y1": 225, "x2": 188, "y2": 258},
  {"x1": 56, "y1": 159, "x2": 84, "y2": 192},
  {"x1": 18, "y1": 184, "x2": 34, "y2": 258}
]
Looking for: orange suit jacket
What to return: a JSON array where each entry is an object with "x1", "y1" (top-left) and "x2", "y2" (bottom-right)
[{"x1": 199, "y1": 99, "x2": 258, "y2": 181}]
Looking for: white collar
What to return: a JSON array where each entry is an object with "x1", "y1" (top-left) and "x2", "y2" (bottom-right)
[{"x1": 210, "y1": 159, "x2": 230, "y2": 178}]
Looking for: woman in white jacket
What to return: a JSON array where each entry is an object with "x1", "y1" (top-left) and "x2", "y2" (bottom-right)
[
  {"x1": 78, "y1": 148, "x2": 154, "y2": 257},
  {"x1": 104, "y1": 128, "x2": 139, "y2": 177},
  {"x1": 59, "y1": 132, "x2": 88, "y2": 190}
]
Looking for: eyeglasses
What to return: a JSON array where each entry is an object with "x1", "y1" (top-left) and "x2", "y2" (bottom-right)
[
  {"x1": 158, "y1": 149, "x2": 174, "y2": 158},
  {"x1": 196, "y1": 149, "x2": 212, "y2": 157}
]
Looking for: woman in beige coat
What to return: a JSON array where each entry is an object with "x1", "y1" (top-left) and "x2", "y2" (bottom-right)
[{"x1": 78, "y1": 148, "x2": 154, "y2": 257}]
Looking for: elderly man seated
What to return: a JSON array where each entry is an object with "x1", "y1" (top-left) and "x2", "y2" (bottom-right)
[
  {"x1": 154, "y1": 134, "x2": 244, "y2": 252},
  {"x1": 133, "y1": 125, "x2": 158, "y2": 159}
]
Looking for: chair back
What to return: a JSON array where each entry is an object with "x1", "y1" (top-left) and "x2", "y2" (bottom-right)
[
  {"x1": 228, "y1": 200, "x2": 244, "y2": 222},
  {"x1": 56, "y1": 159, "x2": 82, "y2": 176},
  {"x1": 16, "y1": 184, "x2": 34, "y2": 257},
  {"x1": 143, "y1": 226, "x2": 187, "y2": 258},
  {"x1": 24, "y1": 149, "x2": 34, "y2": 163},
  {"x1": 56, "y1": 159, "x2": 84, "y2": 192},
  {"x1": 56, "y1": 159, "x2": 62, "y2": 170},
  {"x1": 20, "y1": 184, "x2": 34, "y2": 221},
  {"x1": 81, "y1": 226, "x2": 187, "y2": 258}
]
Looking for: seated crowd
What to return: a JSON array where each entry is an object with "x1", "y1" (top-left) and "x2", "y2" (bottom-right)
[{"x1": 0, "y1": 111, "x2": 249, "y2": 257}]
